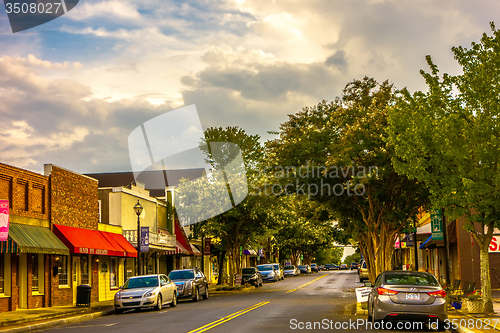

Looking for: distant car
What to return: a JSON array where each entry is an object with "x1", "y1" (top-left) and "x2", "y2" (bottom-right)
[
  {"x1": 168, "y1": 268, "x2": 209, "y2": 301},
  {"x1": 324, "y1": 264, "x2": 334, "y2": 271},
  {"x1": 319, "y1": 265, "x2": 325, "y2": 271},
  {"x1": 271, "y1": 263, "x2": 285, "y2": 280},
  {"x1": 350, "y1": 262, "x2": 358, "y2": 270},
  {"x1": 359, "y1": 261, "x2": 369, "y2": 282},
  {"x1": 358, "y1": 260, "x2": 364, "y2": 275},
  {"x1": 283, "y1": 265, "x2": 299, "y2": 276},
  {"x1": 310, "y1": 263, "x2": 318, "y2": 272},
  {"x1": 114, "y1": 274, "x2": 177, "y2": 314},
  {"x1": 367, "y1": 271, "x2": 447, "y2": 329},
  {"x1": 298, "y1": 264, "x2": 311, "y2": 274},
  {"x1": 340, "y1": 264, "x2": 348, "y2": 270},
  {"x1": 242, "y1": 267, "x2": 263, "y2": 286},
  {"x1": 257, "y1": 264, "x2": 279, "y2": 282}
]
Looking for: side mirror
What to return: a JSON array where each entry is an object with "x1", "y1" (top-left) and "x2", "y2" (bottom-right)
[
  {"x1": 364, "y1": 282, "x2": 372, "y2": 287},
  {"x1": 161, "y1": 282, "x2": 167, "y2": 286}
]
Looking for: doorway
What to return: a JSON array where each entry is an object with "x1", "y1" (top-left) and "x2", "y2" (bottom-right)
[
  {"x1": 18, "y1": 254, "x2": 27, "y2": 309},
  {"x1": 72, "y1": 256, "x2": 81, "y2": 303}
]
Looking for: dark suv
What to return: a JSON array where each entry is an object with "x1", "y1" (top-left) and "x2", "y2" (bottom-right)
[
  {"x1": 168, "y1": 268, "x2": 209, "y2": 302},
  {"x1": 350, "y1": 262, "x2": 358, "y2": 270}
]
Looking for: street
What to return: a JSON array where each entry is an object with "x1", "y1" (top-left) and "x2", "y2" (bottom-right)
[{"x1": 41, "y1": 270, "x2": 447, "y2": 333}]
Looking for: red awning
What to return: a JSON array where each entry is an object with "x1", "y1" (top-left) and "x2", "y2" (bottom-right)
[
  {"x1": 165, "y1": 241, "x2": 191, "y2": 255},
  {"x1": 100, "y1": 231, "x2": 137, "y2": 258},
  {"x1": 53, "y1": 224, "x2": 130, "y2": 257}
]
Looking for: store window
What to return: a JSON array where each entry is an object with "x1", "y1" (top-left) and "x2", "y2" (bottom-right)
[
  {"x1": 110, "y1": 257, "x2": 117, "y2": 288},
  {"x1": 59, "y1": 255, "x2": 68, "y2": 286},
  {"x1": 81, "y1": 256, "x2": 89, "y2": 285},
  {"x1": 32, "y1": 254, "x2": 39, "y2": 292}
]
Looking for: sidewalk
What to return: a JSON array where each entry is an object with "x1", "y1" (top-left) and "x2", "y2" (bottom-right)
[
  {"x1": 0, "y1": 300, "x2": 115, "y2": 333},
  {"x1": 447, "y1": 294, "x2": 500, "y2": 333}
]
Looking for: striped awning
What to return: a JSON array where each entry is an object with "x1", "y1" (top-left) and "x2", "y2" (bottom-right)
[
  {"x1": 0, "y1": 223, "x2": 69, "y2": 255},
  {"x1": 165, "y1": 241, "x2": 191, "y2": 255}
]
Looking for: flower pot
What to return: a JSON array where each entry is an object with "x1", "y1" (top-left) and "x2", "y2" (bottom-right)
[{"x1": 467, "y1": 300, "x2": 483, "y2": 314}]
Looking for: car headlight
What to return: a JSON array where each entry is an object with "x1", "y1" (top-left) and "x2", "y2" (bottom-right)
[
  {"x1": 114, "y1": 293, "x2": 121, "y2": 299},
  {"x1": 186, "y1": 280, "x2": 193, "y2": 288},
  {"x1": 143, "y1": 290, "x2": 156, "y2": 297},
  {"x1": 269, "y1": 272, "x2": 274, "y2": 276}
]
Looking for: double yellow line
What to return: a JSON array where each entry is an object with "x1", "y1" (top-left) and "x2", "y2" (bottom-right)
[
  {"x1": 187, "y1": 301, "x2": 270, "y2": 333},
  {"x1": 286, "y1": 274, "x2": 327, "y2": 294}
]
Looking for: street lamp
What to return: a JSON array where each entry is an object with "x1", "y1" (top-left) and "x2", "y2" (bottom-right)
[{"x1": 134, "y1": 200, "x2": 143, "y2": 276}]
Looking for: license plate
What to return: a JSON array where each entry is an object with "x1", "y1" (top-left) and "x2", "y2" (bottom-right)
[{"x1": 406, "y1": 293, "x2": 420, "y2": 300}]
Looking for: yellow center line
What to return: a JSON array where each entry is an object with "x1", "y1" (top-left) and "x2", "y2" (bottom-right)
[
  {"x1": 187, "y1": 301, "x2": 270, "y2": 333},
  {"x1": 286, "y1": 274, "x2": 327, "y2": 294}
]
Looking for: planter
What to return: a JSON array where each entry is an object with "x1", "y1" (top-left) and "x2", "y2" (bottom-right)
[{"x1": 466, "y1": 300, "x2": 483, "y2": 314}]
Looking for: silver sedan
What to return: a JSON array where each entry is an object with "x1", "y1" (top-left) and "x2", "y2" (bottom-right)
[
  {"x1": 367, "y1": 271, "x2": 447, "y2": 330},
  {"x1": 114, "y1": 274, "x2": 177, "y2": 314}
]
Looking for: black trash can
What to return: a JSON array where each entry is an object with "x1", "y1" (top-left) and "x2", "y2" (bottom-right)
[{"x1": 76, "y1": 284, "x2": 91, "y2": 307}]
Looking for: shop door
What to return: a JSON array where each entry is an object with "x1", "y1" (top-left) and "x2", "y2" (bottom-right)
[{"x1": 72, "y1": 256, "x2": 81, "y2": 303}]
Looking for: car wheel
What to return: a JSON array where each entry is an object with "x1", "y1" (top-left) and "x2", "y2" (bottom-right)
[
  {"x1": 170, "y1": 292, "x2": 177, "y2": 307},
  {"x1": 203, "y1": 287, "x2": 209, "y2": 300},
  {"x1": 155, "y1": 294, "x2": 162, "y2": 311},
  {"x1": 192, "y1": 288, "x2": 199, "y2": 302},
  {"x1": 115, "y1": 309, "x2": 123, "y2": 314},
  {"x1": 259, "y1": 281, "x2": 263, "y2": 286}
]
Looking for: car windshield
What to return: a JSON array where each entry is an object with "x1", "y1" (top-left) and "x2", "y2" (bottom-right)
[
  {"x1": 273, "y1": 264, "x2": 279, "y2": 270},
  {"x1": 284, "y1": 266, "x2": 295, "y2": 270},
  {"x1": 298, "y1": 265, "x2": 306, "y2": 268},
  {"x1": 123, "y1": 276, "x2": 158, "y2": 289},
  {"x1": 258, "y1": 265, "x2": 273, "y2": 271},
  {"x1": 311, "y1": 264, "x2": 317, "y2": 267},
  {"x1": 168, "y1": 270, "x2": 195, "y2": 280},
  {"x1": 384, "y1": 274, "x2": 439, "y2": 286},
  {"x1": 242, "y1": 268, "x2": 256, "y2": 274}
]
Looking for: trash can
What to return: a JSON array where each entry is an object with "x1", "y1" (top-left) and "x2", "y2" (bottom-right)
[{"x1": 76, "y1": 284, "x2": 91, "y2": 307}]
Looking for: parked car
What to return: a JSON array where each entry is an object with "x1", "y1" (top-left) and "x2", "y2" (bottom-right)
[
  {"x1": 358, "y1": 260, "x2": 365, "y2": 275},
  {"x1": 257, "y1": 264, "x2": 279, "y2": 282},
  {"x1": 298, "y1": 264, "x2": 311, "y2": 274},
  {"x1": 319, "y1": 265, "x2": 325, "y2": 271},
  {"x1": 114, "y1": 274, "x2": 177, "y2": 314},
  {"x1": 168, "y1": 268, "x2": 209, "y2": 301},
  {"x1": 324, "y1": 264, "x2": 334, "y2": 271},
  {"x1": 242, "y1": 267, "x2": 263, "y2": 286},
  {"x1": 283, "y1": 265, "x2": 300, "y2": 276},
  {"x1": 271, "y1": 263, "x2": 285, "y2": 280},
  {"x1": 340, "y1": 264, "x2": 348, "y2": 270},
  {"x1": 367, "y1": 271, "x2": 447, "y2": 329},
  {"x1": 310, "y1": 263, "x2": 318, "y2": 272},
  {"x1": 350, "y1": 262, "x2": 358, "y2": 270},
  {"x1": 359, "y1": 261, "x2": 369, "y2": 282}
]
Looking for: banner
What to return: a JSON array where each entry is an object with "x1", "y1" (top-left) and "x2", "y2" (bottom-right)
[
  {"x1": 204, "y1": 238, "x2": 211, "y2": 255},
  {"x1": 140, "y1": 226, "x2": 149, "y2": 252},
  {"x1": 0, "y1": 200, "x2": 9, "y2": 242},
  {"x1": 431, "y1": 209, "x2": 444, "y2": 241}
]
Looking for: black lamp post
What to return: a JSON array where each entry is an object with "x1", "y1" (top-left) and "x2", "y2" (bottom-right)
[{"x1": 134, "y1": 200, "x2": 143, "y2": 276}]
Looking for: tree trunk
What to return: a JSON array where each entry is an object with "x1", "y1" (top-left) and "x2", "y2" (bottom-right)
[
  {"x1": 217, "y1": 250, "x2": 227, "y2": 285},
  {"x1": 479, "y1": 244, "x2": 494, "y2": 313}
]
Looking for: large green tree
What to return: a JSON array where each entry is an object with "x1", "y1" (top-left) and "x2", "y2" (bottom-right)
[
  {"x1": 267, "y1": 77, "x2": 429, "y2": 282},
  {"x1": 179, "y1": 126, "x2": 275, "y2": 285},
  {"x1": 387, "y1": 23, "x2": 500, "y2": 313}
]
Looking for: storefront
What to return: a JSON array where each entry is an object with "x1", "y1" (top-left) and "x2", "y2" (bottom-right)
[
  {"x1": 53, "y1": 224, "x2": 137, "y2": 302},
  {"x1": 0, "y1": 223, "x2": 69, "y2": 311}
]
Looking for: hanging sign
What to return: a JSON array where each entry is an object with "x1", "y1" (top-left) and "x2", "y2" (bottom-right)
[
  {"x1": 140, "y1": 226, "x2": 149, "y2": 252},
  {"x1": 431, "y1": 209, "x2": 444, "y2": 241},
  {"x1": 0, "y1": 200, "x2": 9, "y2": 242}
]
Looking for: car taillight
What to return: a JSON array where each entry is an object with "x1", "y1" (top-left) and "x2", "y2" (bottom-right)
[
  {"x1": 427, "y1": 289, "x2": 446, "y2": 298},
  {"x1": 377, "y1": 287, "x2": 399, "y2": 295}
]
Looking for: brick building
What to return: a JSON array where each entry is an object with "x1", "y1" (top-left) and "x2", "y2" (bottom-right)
[{"x1": 0, "y1": 162, "x2": 69, "y2": 312}]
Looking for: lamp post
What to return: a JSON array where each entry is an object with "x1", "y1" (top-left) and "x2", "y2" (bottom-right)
[{"x1": 134, "y1": 200, "x2": 143, "y2": 276}]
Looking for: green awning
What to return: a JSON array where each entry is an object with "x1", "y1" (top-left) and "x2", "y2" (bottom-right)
[{"x1": 0, "y1": 223, "x2": 69, "y2": 255}]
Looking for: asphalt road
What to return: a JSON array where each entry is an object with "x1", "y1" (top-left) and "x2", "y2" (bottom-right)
[{"x1": 41, "y1": 270, "x2": 447, "y2": 333}]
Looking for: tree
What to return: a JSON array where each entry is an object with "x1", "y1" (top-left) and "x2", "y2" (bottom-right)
[
  {"x1": 267, "y1": 77, "x2": 429, "y2": 282},
  {"x1": 315, "y1": 247, "x2": 344, "y2": 265},
  {"x1": 387, "y1": 23, "x2": 500, "y2": 314},
  {"x1": 179, "y1": 126, "x2": 274, "y2": 285},
  {"x1": 343, "y1": 252, "x2": 362, "y2": 266}
]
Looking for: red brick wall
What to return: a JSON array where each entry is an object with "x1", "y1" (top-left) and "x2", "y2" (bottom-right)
[
  {"x1": 48, "y1": 165, "x2": 98, "y2": 230},
  {"x1": 50, "y1": 255, "x2": 72, "y2": 306},
  {"x1": 0, "y1": 162, "x2": 49, "y2": 220}
]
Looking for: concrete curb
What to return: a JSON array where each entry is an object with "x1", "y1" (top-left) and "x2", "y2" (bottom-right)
[{"x1": 0, "y1": 309, "x2": 115, "y2": 333}]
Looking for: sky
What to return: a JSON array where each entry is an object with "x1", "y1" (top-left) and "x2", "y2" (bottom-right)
[{"x1": 0, "y1": 0, "x2": 499, "y2": 175}]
